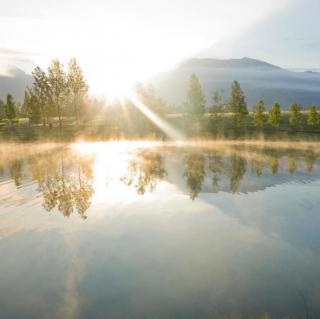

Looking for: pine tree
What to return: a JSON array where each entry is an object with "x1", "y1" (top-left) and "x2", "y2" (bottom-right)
[
  {"x1": 48, "y1": 59, "x2": 66, "y2": 129},
  {"x1": 185, "y1": 73, "x2": 206, "y2": 114},
  {"x1": 4, "y1": 94, "x2": 16, "y2": 124},
  {"x1": 67, "y1": 58, "x2": 88, "y2": 121},
  {"x1": 289, "y1": 102, "x2": 302, "y2": 125},
  {"x1": 229, "y1": 80, "x2": 248, "y2": 126},
  {"x1": 268, "y1": 102, "x2": 281, "y2": 126},
  {"x1": 252, "y1": 99, "x2": 266, "y2": 126},
  {"x1": 307, "y1": 105, "x2": 319, "y2": 126}
]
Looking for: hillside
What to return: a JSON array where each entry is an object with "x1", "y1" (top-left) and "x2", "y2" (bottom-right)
[
  {"x1": 0, "y1": 65, "x2": 32, "y2": 103},
  {"x1": 150, "y1": 57, "x2": 320, "y2": 108}
]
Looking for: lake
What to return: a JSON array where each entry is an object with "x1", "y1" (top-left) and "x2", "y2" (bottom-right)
[{"x1": 0, "y1": 141, "x2": 319, "y2": 319}]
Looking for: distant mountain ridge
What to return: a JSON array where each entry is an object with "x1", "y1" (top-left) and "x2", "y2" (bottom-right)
[
  {"x1": 179, "y1": 57, "x2": 282, "y2": 71},
  {"x1": 1, "y1": 58, "x2": 320, "y2": 108},
  {"x1": 0, "y1": 65, "x2": 32, "y2": 103},
  {"x1": 151, "y1": 57, "x2": 320, "y2": 108}
]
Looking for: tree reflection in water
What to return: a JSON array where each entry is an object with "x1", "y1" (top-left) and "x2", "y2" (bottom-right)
[
  {"x1": 1, "y1": 143, "x2": 319, "y2": 212},
  {"x1": 27, "y1": 149, "x2": 94, "y2": 219},
  {"x1": 121, "y1": 149, "x2": 167, "y2": 195},
  {"x1": 183, "y1": 152, "x2": 205, "y2": 200},
  {"x1": 208, "y1": 152, "x2": 224, "y2": 193},
  {"x1": 227, "y1": 154, "x2": 247, "y2": 194}
]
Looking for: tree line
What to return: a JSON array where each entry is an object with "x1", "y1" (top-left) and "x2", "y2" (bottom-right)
[
  {"x1": 184, "y1": 73, "x2": 320, "y2": 128},
  {"x1": 3, "y1": 145, "x2": 318, "y2": 210},
  {"x1": 1, "y1": 63, "x2": 320, "y2": 136},
  {"x1": 0, "y1": 58, "x2": 88, "y2": 127}
]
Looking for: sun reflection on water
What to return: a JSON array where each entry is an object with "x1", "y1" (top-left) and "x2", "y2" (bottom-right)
[{"x1": 72, "y1": 141, "x2": 164, "y2": 205}]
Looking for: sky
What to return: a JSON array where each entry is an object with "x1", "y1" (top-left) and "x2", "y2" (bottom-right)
[{"x1": 0, "y1": 0, "x2": 318, "y2": 96}]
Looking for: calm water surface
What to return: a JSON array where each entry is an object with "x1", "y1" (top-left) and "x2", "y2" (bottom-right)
[{"x1": 0, "y1": 141, "x2": 320, "y2": 318}]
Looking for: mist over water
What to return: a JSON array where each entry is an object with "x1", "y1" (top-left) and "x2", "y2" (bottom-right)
[{"x1": 0, "y1": 141, "x2": 320, "y2": 318}]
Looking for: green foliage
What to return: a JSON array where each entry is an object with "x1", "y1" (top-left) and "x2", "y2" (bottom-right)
[
  {"x1": 268, "y1": 102, "x2": 281, "y2": 126},
  {"x1": 24, "y1": 90, "x2": 41, "y2": 124},
  {"x1": 307, "y1": 105, "x2": 318, "y2": 126},
  {"x1": 4, "y1": 94, "x2": 17, "y2": 122},
  {"x1": 29, "y1": 66, "x2": 52, "y2": 125},
  {"x1": 229, "y1": 80, "x2": 248, "y2": 126},
  {"x1": 289, "y1": 102, "x2": 302, "y2": 125},
  {"x1": 252, "y1": 99, "x2": 266, "y2": 126},
  {"x1": 185, "y1": 73, "x2": 206, "y2": 114},
  {"x1": 67, "y1": 57, "x2": 89, "y2": 121},
  {"x1": 48, "y1": 59, "x2": 67, "y2": 126}
]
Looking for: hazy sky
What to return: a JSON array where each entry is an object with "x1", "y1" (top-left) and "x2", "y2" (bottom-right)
[{"x1": 0, "y1": 0, "x2": 318, "y2": 94}]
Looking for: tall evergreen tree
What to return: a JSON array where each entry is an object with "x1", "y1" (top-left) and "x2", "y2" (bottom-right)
[
  {"x1": 67, "y1": 58, "x2": 88, "y2": 121},
  {"x1": 307, "y1": 105, "x2": 319, "y2": 126},
  {"x1": 289, "y1": 102, "x2": 302, "y2": 125},
  {"x1": 229, "y1": 80, "x2": 248, "y2": 126},
  {"x1": 252, "y1": 99, "x2": 266, "y2": 126},
  {"x1": 185, "y1": 73, "x2": 206, "y2": 114},
  {"x1": 48, "y1": 59, "x2": 66, "y2": 129},
  {"x1": 4, "y1": 94, "x2": 16, "y2": 124},
  {"x1": 268, "y1": 102, "x2": 281, "y2": 126}
]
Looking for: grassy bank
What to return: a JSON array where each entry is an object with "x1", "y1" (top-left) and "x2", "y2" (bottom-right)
[{"x1": 1, "y1": 112, "x2": 320, "y2": 142}]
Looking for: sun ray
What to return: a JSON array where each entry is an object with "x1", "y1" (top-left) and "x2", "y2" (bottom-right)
[{"x1": 128, "y1": 93, "x2": 185, "y2": 141}]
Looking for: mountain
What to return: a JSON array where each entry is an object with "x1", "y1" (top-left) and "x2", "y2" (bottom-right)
[
  {"x1": 0, "y1": 65, "x2": 32, "y2": 103},
  {"x1": 150, "y1": 57, "x2": 320, "y2": 108}
]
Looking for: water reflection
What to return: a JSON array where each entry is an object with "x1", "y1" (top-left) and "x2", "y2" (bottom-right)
[
  {"x1": 1, "y1": 142, "x2": 320, "y2": 318},
  {"x1": 183, "y1": 152, "x2": 205, "y2": 200},
  {"x1": 0, "y1": 142, "x2": 320, "y2": 210},
  {"x1": 0, "y1": 146, "x2": 94, "y2": 219},
  {"x1": 121, "y1": 149, "x2": 167, "y2": 195}
]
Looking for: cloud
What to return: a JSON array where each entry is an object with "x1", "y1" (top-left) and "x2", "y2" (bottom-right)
[{"x1": 0, "y1": 47, "x2": 35, "y2": 74}]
